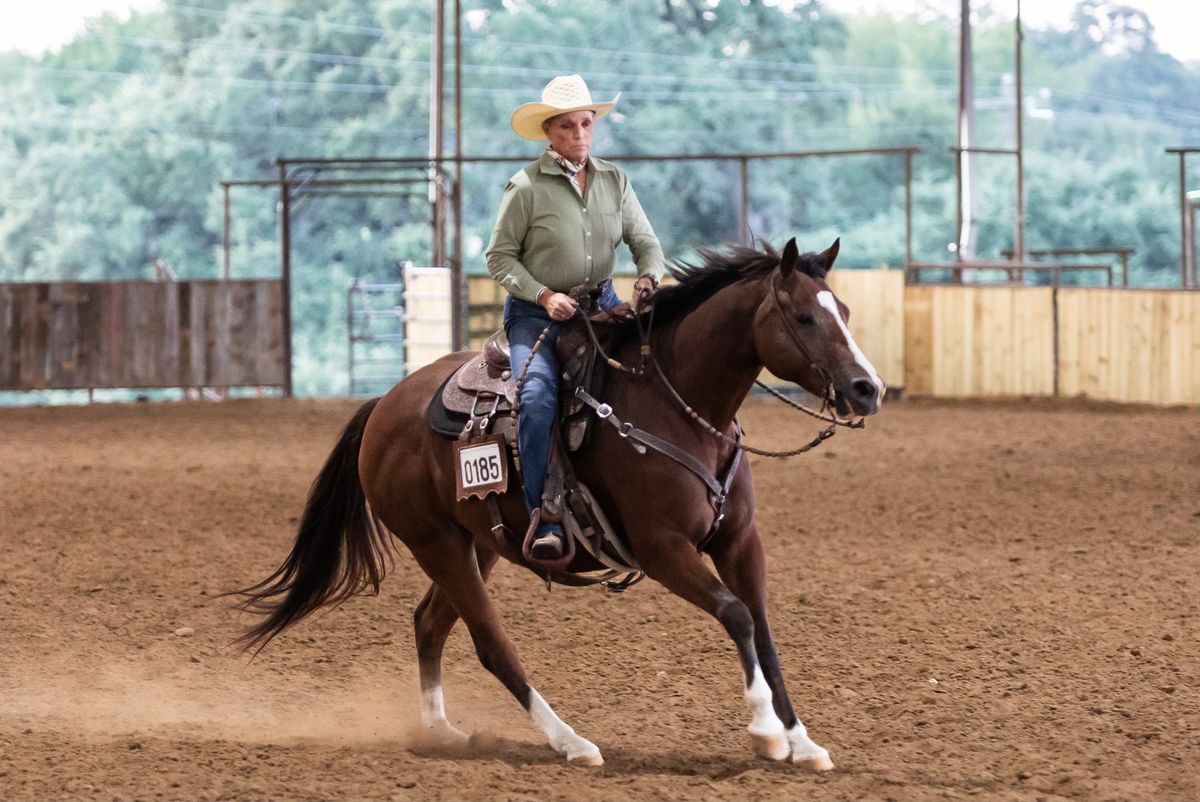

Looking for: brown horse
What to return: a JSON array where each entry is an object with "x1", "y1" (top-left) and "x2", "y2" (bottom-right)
[{"x1": 235, "y1": 237, "x2": 884, "y2": 769}]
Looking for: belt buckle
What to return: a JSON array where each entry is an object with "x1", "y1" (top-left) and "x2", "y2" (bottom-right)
[{"x1": 596, "y1": 403, "x2": 613, "y2": 419}]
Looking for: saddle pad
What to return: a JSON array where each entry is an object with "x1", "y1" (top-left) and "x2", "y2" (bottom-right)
[
  {"x1": 426, "y1": 372, "x2": 516, "y2": 441},
  {"x1": 426, "y1": 372, "x2": 472, "y2": 437}
]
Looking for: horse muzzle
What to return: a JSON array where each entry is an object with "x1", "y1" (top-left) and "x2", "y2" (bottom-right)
[{"x1": 833, "y1": 371, "x2": 884, "y2": 417}]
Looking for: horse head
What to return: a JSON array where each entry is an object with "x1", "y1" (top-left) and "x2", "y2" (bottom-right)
[{"x1": 752, "y1": 238, "x2": 886, "y2": 417}]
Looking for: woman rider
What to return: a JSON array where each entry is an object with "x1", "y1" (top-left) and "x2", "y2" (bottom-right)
[{"x1": 485, "y1": 74, "x2": 664, "y2": 560}]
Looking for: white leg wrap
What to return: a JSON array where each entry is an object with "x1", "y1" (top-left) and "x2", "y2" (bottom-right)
[
  {"x1": 745, "y1": 665, "x2": 786, "y2": 737},
  {"x1": 528, "y1": 687, "x2": 603, "y2": 765}
]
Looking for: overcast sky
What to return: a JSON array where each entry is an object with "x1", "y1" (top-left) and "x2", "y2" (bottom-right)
[{"x1": 1, "y1": 0, "x2": 1198, "y2": 62}]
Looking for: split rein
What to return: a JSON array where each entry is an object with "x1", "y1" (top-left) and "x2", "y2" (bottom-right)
[{"x1": 513, "y1": 276, "x2": 864, "y2": 463}]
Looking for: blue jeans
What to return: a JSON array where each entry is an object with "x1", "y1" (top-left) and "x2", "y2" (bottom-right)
[{"x1": 504, "y1": 281, "x2": 621, "y2": 523}]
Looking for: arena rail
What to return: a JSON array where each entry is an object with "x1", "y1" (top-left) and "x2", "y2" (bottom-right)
[
  {"x1": 0, "y1": 280, "x2": 285, "y2": 393},
  {"x1": 466, "y1": 273, "x2": 1200, "y2": 406}
]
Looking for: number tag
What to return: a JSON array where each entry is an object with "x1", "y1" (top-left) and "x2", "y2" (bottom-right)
[{"x1": 453, "y1": 435, "x2": 509, "y2": 501}]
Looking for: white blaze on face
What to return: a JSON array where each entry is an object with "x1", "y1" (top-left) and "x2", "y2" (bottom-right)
[{"x1": 816, "y1": 290, "x2": 886, "y2": 405}]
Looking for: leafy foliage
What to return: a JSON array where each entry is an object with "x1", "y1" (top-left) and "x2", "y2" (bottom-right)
[{"x1": 1, "y1": 0, "x2": 1196, "y2": 393}]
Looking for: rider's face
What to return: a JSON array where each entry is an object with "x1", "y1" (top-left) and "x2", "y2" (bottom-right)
[{"x1": 543, "y1": 110, "x2": 595, "y2": 164}]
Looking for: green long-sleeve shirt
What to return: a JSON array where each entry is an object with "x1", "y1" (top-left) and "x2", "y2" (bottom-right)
[{"x1": 485, "y1": 152, "x2": 665, "y2": 303}]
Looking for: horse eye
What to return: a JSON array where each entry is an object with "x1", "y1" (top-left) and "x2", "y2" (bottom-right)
[{"x1": 797, "y1": 313, "x2": 815, "y2": 325}]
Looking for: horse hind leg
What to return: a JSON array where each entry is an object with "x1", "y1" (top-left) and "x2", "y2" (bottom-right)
[
  {"x1": 407, "y1": 534, "x2": 603, "y2": 766},
  {"x1": 412, "y1": 545, "x2": 501, "y2": 749},
  {"x1": 412, "y1": 583, "x2": 471, "y2": 749}
]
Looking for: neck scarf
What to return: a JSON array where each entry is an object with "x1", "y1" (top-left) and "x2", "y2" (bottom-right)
[{"x1": 547, "y1": 147, "x2": 586, "y2": 195}]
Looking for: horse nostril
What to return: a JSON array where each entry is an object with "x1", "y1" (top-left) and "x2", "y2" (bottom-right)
[{"x1": 852, "y1": 379, "x2": 875, "y2": 400}]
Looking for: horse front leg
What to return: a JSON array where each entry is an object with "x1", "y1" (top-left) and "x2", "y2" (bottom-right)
[
  {"x1": 637, "y1": 534, "x2": 824, "y2": 766},
  {"x1": 709, "y1": 525, "x2": 834, "y2": 770}
]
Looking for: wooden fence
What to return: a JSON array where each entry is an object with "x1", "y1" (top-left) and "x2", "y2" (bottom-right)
[
  {"x1": 905, "y1": 283, "x2": 1198, "y2": 404},
  {"x1": 465, "y1": 272, "x2": 1199, "y2": 405},
  {"x1": 1057, "y1": 288, "x2": 1200, "y2": 405},
  {"x1": 0, "y1": 280, "x2": 285, "y2": 391},
  {"x1": 903, "y1": 286, "x2": 1056, "y2": 397}
]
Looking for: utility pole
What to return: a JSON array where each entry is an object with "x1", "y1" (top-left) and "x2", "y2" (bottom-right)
[{"x1": 430, "y1": 0, "x2": 447, "y2": 271}]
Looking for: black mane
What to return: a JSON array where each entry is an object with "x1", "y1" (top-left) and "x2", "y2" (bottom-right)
[{"x1": 637, "y1": 241, "x2": 829, "y2": 330}]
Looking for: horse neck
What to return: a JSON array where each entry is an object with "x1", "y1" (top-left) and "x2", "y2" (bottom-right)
[{"x1": 653, "y1": 277, "x2": 765, "y2": 430}]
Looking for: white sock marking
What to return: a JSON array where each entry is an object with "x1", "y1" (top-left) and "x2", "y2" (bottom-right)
[
  {"x1": 787, "y1": 721, "x2": 831, "y2": 763},
  {"x1": 816, "y1": 290, "x2": 886, "y2": 405},
  {"x1": 528, "y1": 687, "x2": 602, "y2": 762},
  {"x1": 418, "y1": 685, "x2": 468, "y2": 744},
  {"x1": 420, "y1": 687, "x2": 448, "y2": 729},
  {"x1": 744, "y1": 665, "x2": 786, "y2": 736}
]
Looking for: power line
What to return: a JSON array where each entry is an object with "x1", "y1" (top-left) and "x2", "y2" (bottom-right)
[
  {"x1": 0, "y1": 64, "x2": 408, "y2": 96},
  {"x1": 0, "y1": 116, "x2": 428, "y2": 138},
  {"x1": 8, "y1": 60, "x2": 1190, "y2": 135},
  {"x1": 89, "y1": 32, "x2": 966, "y2": 95},
  {"x1": 27, "y1": 4, "x2": 1181, "y2": 126},
  {"x1": 1, "y1": 63, "x2": 964, "y2": 103},
  {"x1": 162, "y1": 2, "x2": 986, "y2": 82}
]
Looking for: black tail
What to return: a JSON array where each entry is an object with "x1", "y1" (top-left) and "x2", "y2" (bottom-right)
[{"x1": 231, "y1": 398, "x2": 390, "y2": 654}]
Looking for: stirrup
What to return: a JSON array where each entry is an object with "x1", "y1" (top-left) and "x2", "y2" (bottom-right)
[
  {"x1": 531, "y1": 529, "x2": 566, "y2": 560},
  {"x1": 521, "y1": 508, "x2": 575, "y2": 573}
]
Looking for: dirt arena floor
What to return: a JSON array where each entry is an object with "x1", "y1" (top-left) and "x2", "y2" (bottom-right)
[{"x1": 1, "y1": 395, "x2": 1196, "y2": 801}]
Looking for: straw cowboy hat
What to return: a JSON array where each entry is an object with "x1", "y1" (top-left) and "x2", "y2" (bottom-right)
[{"x1": 510, "y1": 74, "x2": 620, "y2": 141}]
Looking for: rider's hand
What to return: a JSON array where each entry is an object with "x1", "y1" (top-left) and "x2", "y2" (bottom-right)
[
  {"x1": 633, "y1": 275, "x2": 659, "y2": 314},
  {"x1": 539, "y1": 290, "x2": 578, "y2": 322}
]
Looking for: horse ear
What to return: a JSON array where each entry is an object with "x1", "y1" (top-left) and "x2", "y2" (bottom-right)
[
  {"x1": 819, "y1": 238, "x2": 840, "y2": 273},
  {"x1": 780, "y1": 238, "x2": 800, "y2": 276}
]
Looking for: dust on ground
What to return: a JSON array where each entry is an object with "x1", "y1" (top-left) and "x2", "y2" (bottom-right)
[{"x1": 1, "y1": 397, "x2": 1196, "y2": 801}]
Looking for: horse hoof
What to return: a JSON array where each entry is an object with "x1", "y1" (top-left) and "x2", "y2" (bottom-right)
[
  {"x1": 792, "y1": 749, "x2": 835, "y2": 772},
  {"x1": 413, "y1": 723, "x2": 470, "y2": 753},
  {"x1": 568, "y1": 750, "x2": 604, "y2": 767},
  {"x1": 751, "y1": 732, "x2": 791, "y2": 761}
]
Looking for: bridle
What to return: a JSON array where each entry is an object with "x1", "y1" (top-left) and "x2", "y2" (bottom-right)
[
  {"x1": 759, "y1": 269, "x2": 866, "y2": 429},
  {"x1": 631, "y1": 268, "x2": 864, "y2": 460},
  {"x1": 517, "y1": 266, "x2": 869, "y2": 464},
  {"x1": 517, "y1": 271, "x2": 865, "y2": 454}
]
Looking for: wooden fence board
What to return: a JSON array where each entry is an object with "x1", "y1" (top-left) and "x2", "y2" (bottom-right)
[
  {"x1": 0, "y1": 280, "x2": 284, "y2": 391},
  {"x1": 826, "y1": 269, "x2": 905, "y2": 387},
  {"x1": 19, "y1": 285, "x2": 47, "y2": 389},
  {"x1": 75, "y1": 283, "x2": 98, "y2": 388},
  {"x1": 903, "y1": 286, "x2": 1055, "y2": 398},
  {"x1": 1164, "y1": 292, "x2": 1200, "y2": 403},
  {"x1": 904, "y1": 286, "x2": 933, "y2": 395},
  {"x1": 1056, "y1": 288, "x2": 1200, "y2": 405},
  {"x1": 0, "y1": 285, "x2": 12, "y2": 386},
  {"x1": 183, "y1": 283, "x2": 205, "y2": 387},
  {"x1": 48, "y1": 283, "x2": 78, "y2": 388},
  {"x1": 405, "y1": 267, "x2": 453, "y2": 372}
]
